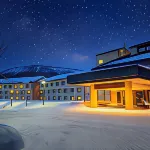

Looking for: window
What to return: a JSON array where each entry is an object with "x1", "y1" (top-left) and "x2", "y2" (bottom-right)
[
  {"x1": 40, "y1": 90, "x2": 43, "y2": 94},
  {"x1": 77, "y1": 96, "x2": 82, "y2": 100},
  {"x1": 56, "y1": 82, "x2": 59, "y2": 86},
  {"x1": 9, "y1": 85, "x2": 12, "y2": 89},
  {"x1": 70, "y1": 96, "x2": 75, "y2": 100},
  {"x1": 10, "y1": 90, "x2": 14, "y2": 94},
  {"x1": 20, "y1": 84, "x2": 24, "y2": 89},
  {"x1": 26, "y1": 84, "x2": 29, "y2": 88},
  {"x1": 53, "y1": 89, "x2": 56, "y2": 93},
  {"x1": 45, "y1": 83, "x2": 48, "y2": 87},
  {"x1": 0, "y1": 85, "x2": 2, "y2": 89},
  {"x1": 27, "y1": 96, "x2": 30, "y2": 100},
  {"x1": 64, "y1": 96, "x2": 68, "y2": 100},
  {"x1": 64, "y1": 89, "x2": 67, "y2": 93},
  {"x1": 21, "y1": 96, "x2": 25, "y2": 100},
  {"x1": 16, "y1": 97, "x2": 19, "y2": 100},
  {"x1": 16, "y1": 91, "x2": 19, "y2": 94},
  {"x1": 61, "y1": 81, "x2": 65, "y2": 85},
  {"x1": 10, "y1": 97, "x2": 13, "y2": 100},
  {"x1": 21, "y1": 90, "x2": 25, "y2": 94},
  {"x1": 48, "y1": 96, "x2": 50, "y2": 100},
  {"x1": 14, "y1": 85, "x2": 18, "y2": 89},
  {"x1": 97, "y1": 90, "x2": 111, "y2": 101},
  {"x1": 40, "y1": 96, "x2": 43, "y2": 100},
  {"x1": 70, "y1": 88, "x2": 74, "y2": 92},
  {"x1": 41, "y1": 84, "x2": 44, "y2": 88},
  {"x1": 58, "y1": 96, "x2": 62, "y2": 100},
  {"x1": 99, "y1": 60, "x2": 103, "y2": 64},
  {"x1": 27, "y1": 90, "x2": 31, "y2": 94},
  {"x1": 5, "y1": 91, "x2": 8, "y2": 94},
  {"x1": 53, "y1": 96, "x2": 56, "y2": 100},
  {"x1": 0, "y1": 91, "x2": 2, "y2": 94},
  {"x1": 50, "y1": 83, "x2": 53, "y2": 86},
  {"x1": 118, "y1": 49, "x2": 126, "y2": 57},
  {"x1": 138, "y1": 47, "x2": 146, "y2": 53},
  {"x1": 4, "y1": 85, "x2": 7, "y2": 89},
  {"x1": 5, "y1": 96, "x2": 8, "y2": 99},
  {"x1": 58, "y1": 89, "x2": 62, "y2": 93},
  {"x1": 48, "y1": 90, "x2": 50, "y2": 94},
  {"x1": 77, "y1": 88, "x2": 82, "y2": 93}
]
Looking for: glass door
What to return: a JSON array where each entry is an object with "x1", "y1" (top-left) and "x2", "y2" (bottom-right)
[{"x1": 117, "y1": 91, "x2": 125, "y2": 105}]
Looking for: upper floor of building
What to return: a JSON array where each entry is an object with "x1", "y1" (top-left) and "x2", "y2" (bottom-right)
[{"x1": 96, "y1": 41, "x2": 150, "y2": 67}]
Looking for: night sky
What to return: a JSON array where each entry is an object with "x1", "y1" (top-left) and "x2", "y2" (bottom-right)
[{"x1": 0, "y1": 0, "x2": 150, "y2": 71}]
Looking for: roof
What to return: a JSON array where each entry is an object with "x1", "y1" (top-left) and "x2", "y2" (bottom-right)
[
  {"x1": 67, "y1": 64, "x2": 150, "y2": 84},
  {"x1": 129, "y1": 41, "x2": 150, "y2": 48},
  {"x1": 96, "y1": 47, "x2": 127, "y2": 56},
  {"x1": 96, "y1": 52, "x2": 150, "y2": 69},
  {"x1": 45, "y1": 71, "x2": 88, "y2": 82},
  {"x1": 0, "y1": 76, "x2": 45, "y2": 84}
]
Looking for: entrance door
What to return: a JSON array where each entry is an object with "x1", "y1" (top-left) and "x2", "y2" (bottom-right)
[
  {"x1": 136, "y1": 91, "x2": 144, "y2": 105},
  {"x1": 117, "y1": 91, "x2": 125, "y2": 105}
]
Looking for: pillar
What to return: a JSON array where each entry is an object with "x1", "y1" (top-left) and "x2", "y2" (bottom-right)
[
  {"x1": 125, "y1": 81, "x2": 133, "y2": 110},
  {"x1": 90, "y1": 84, "x2": 98, "y2": 108}
]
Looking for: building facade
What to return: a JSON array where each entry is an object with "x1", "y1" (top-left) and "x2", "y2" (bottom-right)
[
  {"x1": 67, "y1": 41, "x2": 150, "y2": 110},
  {"x1": 0, "y1": 76, "x2": 44, "y2": 100},
  {"x1": 40, "y1": 74, "x2": 84, "y2": 101}
]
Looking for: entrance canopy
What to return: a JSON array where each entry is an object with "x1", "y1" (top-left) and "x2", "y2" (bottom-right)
[{"x1": 67, "y1": 64, "x2": 150, "y2": 86}]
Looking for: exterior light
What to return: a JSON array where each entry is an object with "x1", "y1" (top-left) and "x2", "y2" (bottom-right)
[{"x1": 41, "y1": 81, "x2": 46, "y2": 84}]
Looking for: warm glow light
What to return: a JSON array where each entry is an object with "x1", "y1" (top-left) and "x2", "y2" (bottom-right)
[
  {"x1": 14, "y1": 85, "x2": 18, "y2": 89},
  {"x1": 16, "y1": 90, "x2": 19, "y2": 94},
  {"x1": 27, "y1": 90, "x2": 31, "y2": 94},
  {"x1": 22, "y1": 96, "x2": 25, "y2": 100},
  {"x1": 16, "y1": 97, "x2": 19, "y2": 100},
  {"x1": 40, "y1": 90, "x2": 43, "y2": 94},
  {"x1": 10, "y1": 90, "x2": 14, "y2": 94},
  {"x1": 20, "y1": 84, "x2": 24, "y2": 89},
  {"x1": 41, "y1": 81, "x2": 46, "y2": 84},
  {"x1": 99, "y1": 60, "x2": 103, "y2": 64},
  {"x1": 10, "y1": 97, "x2": 13, "y2": 100},
  {"x1": 0, "y1": 85, "x2": 2, "y2": 89}
]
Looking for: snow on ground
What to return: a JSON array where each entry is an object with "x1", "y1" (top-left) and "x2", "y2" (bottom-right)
[{"x1": 0, "y1": 103, "x2": 150, "y2": 150}]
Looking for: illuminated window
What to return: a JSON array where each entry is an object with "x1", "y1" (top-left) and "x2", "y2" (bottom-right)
[
  {"x1": 70, "y1": 96, "x2": 75, "y2": 100},
  {"x1": 40, "y1": 90, "x2": 43, "y2": 94},
  {"x1": 0, "y1": 85, "x2": 2, "y2": 89},
  {"x1": 99, "y1": 60, "x2": 103, "y2": 64},
  {"x1": 40, "y1": 96, "x2": 43, "y2": 100},
  {"x1": 10, "y1": 90, "x2": 14, "y2": 94},
  {"x1": 77, "y1": 88, "x2": 82, "y2": 93},
  {"x1": 118, "y1": 49, "x2": 126, "y2": 57},
  {"x1": 53, "y1": 96, "x2": 56, "y2": 100},
  {"x1": 16, "y1": 97, "x2": 19, "y2": 100},
  {"x1": 21, "y1": 96, "x2": 25, "y2": 100},
  {"x1": 97, "y1": 90, "x2": 111, "y2": 101},
  {"x1": 16, "y1": 91, "x2": 19, "y2": 94},
  {"x1": 20, "y1": 84, "x2": 24, "y2": 89},
  {"x1": 77, "y1": 96, "x2": 82, "y2": 100},
  {"x1": 10, "y1": 97, "x2": 13, "y2": 100},
  {"x1": 27, "y1": 90, "x2": 31, "y2": 94},
  {"x1": 14, "y1": 85, "x2": 18, "y2": 89}
]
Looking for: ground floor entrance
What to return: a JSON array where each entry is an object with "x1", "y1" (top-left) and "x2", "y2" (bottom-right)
[{"x1": 83, "y1": 78, "x2": 150, "y2": 110}]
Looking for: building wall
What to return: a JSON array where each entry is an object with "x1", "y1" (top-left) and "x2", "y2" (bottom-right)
[
  {"x1": 96, "y1": 49, "x2": 130, "y2": 66},
  {"x1": 130, "y1": 47, "x2": 138, "y2": 55},
  {"x1": 40, "y1": 79, "x2": 84, "y2": 101},
  {"x1": 0, "y1": 83, "x2": 34, "y2": 100}
]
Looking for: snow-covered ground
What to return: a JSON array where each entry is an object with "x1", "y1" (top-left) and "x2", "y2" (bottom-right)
[{"x1": 0, "y1": 103, "x2": 150, "y2": 150}]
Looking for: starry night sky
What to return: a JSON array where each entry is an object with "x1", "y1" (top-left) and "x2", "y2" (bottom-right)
[{"x1": 0, "y1": 0, "x2": 150, "y2": 71}]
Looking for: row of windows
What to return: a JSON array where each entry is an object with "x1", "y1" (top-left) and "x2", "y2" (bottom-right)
[
  {"x1": 0, "y1": 90, "x2": 31, "y2": 95},
  {"x1": 40, "y1": 88, "x2": 82, "y2": 94},
  {"x1": 40, "y1": 96, "x2": 82, "y2": 100},
  {"x1": 41, "y1": 81, "x2": 66, "y2": 88},
  {"x1": 0, "y1": 84, "x2": 30, "y2": 89},
  {"x1": 3, "y1": 96, "x2": 31, "y2": 100}
]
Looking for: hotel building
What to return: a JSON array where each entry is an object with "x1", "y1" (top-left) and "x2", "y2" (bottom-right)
[
  {"x1": 0, "y1": 76, "x2": 44, "y2": 100},
  {"x1": 67, "y1": 41, "x2": 150, "y2": 110},
  {"x1": 40, "y1": 74, "x2": 84, "y2": 101}
]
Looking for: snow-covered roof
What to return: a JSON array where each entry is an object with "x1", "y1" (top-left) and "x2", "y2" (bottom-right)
[
  {"x1": 45, "y1": 71, "x2": 88, "y2": 82},
  {"x1": 101, "y1": 52, "x2": 150, "y2": 67},
  {"x1": 0, "y1": 76, "x2": 45, "y2": 84}
]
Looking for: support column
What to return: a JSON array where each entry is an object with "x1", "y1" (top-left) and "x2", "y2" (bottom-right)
[
  {"x1": 90, "y1": 84, "x2": 98, "y2": 108},
  {"x1": 125, "y1": 81, "x2": 134, "y2": 110},
  {"x1": 111, "y1": 91, "x2": 117, "y2": 105}
]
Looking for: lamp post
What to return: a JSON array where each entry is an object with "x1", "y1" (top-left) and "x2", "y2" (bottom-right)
[
  {"x1": 41, "y1": 81, "x2": 46, "y2": 105},
  {"x1": 10, "y1": 97, "x2": 13, "y2": 106}
]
